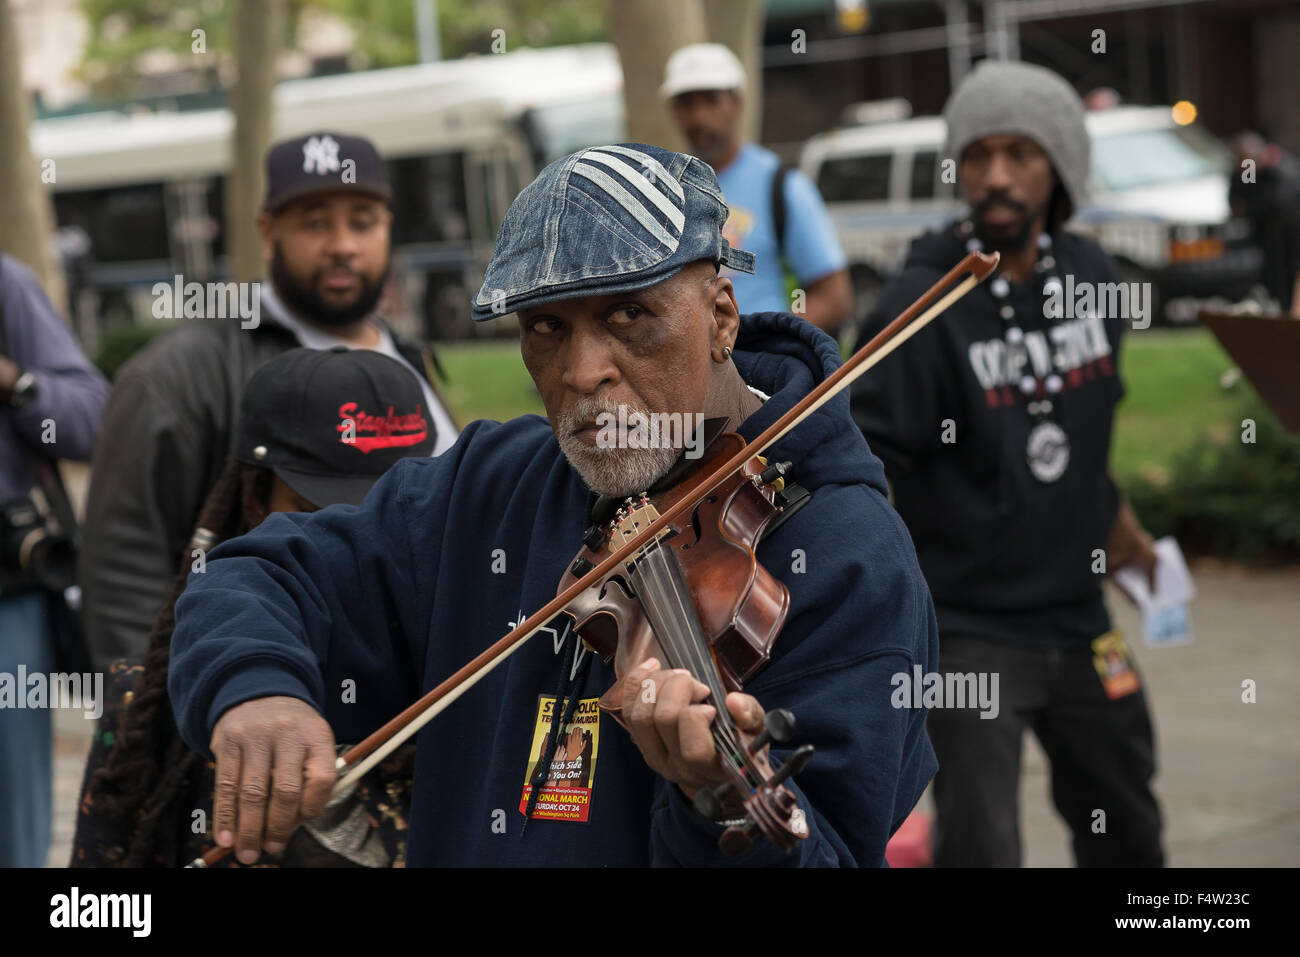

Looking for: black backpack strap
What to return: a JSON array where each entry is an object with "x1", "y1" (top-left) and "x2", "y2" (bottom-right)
[{"x1": 771, "y1": 163, "x2": 793, "y2": 255}]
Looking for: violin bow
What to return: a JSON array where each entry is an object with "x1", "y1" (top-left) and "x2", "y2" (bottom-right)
[{"x1": 189, "y1": 249, "x2": 997, "y2": 867}]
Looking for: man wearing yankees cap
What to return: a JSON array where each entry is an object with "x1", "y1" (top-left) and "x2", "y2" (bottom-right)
[
  {"x1": 169, "y1": 142, "x2": 940, "y2": 867},
  {"x1": 80, "y1": 131, "x2": 459, "y2": 672}
]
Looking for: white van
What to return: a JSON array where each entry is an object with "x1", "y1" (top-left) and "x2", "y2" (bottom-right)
[{"x1": 800, "y1": 104, "x2": 1261, "y2": 325}]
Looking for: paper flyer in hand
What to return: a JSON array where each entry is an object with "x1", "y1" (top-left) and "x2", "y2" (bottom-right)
[{"x1": 1114, "y1": 536, "x2": 1196, "y2": 647}]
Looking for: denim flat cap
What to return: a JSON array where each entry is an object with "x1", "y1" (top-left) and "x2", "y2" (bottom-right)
[{"x1": 471, "y1": 143, "x2": 755, "y2": 320}]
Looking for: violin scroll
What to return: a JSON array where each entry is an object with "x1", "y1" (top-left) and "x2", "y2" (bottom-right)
[{"x1": 692, "y1": 708, "x2": 815, "y2": 856}]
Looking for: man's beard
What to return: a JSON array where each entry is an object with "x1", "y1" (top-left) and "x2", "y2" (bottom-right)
[
  {"x1": 555, "y1": 397, "x2": 681, "y2": 499},
  {"x1": 971, "y1": 190, "x2": 1041, "y2": 253},
  {"x1": 270, "y1": 243, "x2": 389, "y2": 329}
]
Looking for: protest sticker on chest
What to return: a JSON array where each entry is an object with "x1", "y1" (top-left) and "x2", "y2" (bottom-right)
[{"x1": 518, "y1": 695, "x2": 601, "y2": 823}]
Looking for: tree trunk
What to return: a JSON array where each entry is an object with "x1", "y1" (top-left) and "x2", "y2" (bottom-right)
[
  {"x1": 606, "y1": 0, "x2": 708, "y2": 151},
  {"x1": 225, "y1": 0, "x2": 286, "y2": 283},
  {"x1": 703, "y1": 0, "x2": 764, "y2": 143},
  {"x1": 0, "y1": 0, "x2": 65, "y2": 312}
]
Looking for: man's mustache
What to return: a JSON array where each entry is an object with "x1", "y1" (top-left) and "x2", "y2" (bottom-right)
[
  {"x1": 314, "y1": 262, "x2": 363, "y2": 281},
  {"x1": 973, "y1": 191, "x2": 1030, "y2": 221},
  {"x1": 558, "y1": 397, "x2": 632, "y2": 435}
]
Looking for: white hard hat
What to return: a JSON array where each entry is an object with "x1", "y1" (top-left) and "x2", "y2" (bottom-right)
[{"x1": 659, "y1": 43, "x2": 746, "y2": 100}]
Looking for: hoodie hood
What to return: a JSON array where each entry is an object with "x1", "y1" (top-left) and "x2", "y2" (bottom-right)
[{"x1": 732, "y1": 311, "x2": 889, "y2": 497}]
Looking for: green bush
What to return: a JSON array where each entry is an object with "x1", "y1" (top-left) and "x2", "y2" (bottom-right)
[
  {"x1": 94, "y1": 324, "x2": 166, "y2": 381},
  {"x1": 1127, "y1": 391, "x2": 1300, "y2": 560}
]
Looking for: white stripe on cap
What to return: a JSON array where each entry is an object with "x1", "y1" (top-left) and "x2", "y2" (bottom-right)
[
  {"x1": 580, "y1": 151, "x2": 685, "y2": 233},
  {"x1": 571, "y1": 162, "x2": 680, "y2": 251},
  {"x1": 589, "y1": 145, "x2": 685, "y2": 200}
]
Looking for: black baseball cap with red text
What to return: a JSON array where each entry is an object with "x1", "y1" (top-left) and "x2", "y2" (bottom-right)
[{"x1": 235, "y1": 347, "x2": 434, "y2": 507}]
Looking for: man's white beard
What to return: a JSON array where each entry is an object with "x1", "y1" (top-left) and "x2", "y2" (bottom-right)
[{"x1": 555, "y1": 399, "x2": 681, "y2": 498}]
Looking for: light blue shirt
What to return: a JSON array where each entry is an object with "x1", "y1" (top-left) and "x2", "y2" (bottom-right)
[{"x1": 715, "y1": 143, "x2": 847, "y2": 314}]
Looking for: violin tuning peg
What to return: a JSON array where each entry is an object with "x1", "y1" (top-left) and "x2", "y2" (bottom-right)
[
  {"x1": 765, "y1": 709, "x2": 796, "y2": 743},
  {"x1": 692, "y1": 781, "x2": 732, "y2": 821},
  {"x1": 746, "y1": 708, "x2": 796, "y2": 756},
  {"x1": 769, "y1": 744, "x2": 815, "y2": 787},
  {"x1": 582, "y1": 525, "x2": 606, "y2": 551},
  {"x1": 760, "y1": 461, "x2": 793, "y2": 488}
]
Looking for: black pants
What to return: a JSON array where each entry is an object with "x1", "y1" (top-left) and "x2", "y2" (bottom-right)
[{"x1": 927, "y1": 635, "x2": 1164, "y2": 867}]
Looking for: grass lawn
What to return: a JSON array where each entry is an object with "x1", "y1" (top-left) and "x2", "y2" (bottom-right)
[
  {"x1": 435, "y1": 327, "x2": 1242, "y2": 487},
  {"x1": 1112, "y1": 327, "x2": 1240, "y2": 488},
  {"x1": 438, "y1": 337, "x2": 545, "y2": 424}
]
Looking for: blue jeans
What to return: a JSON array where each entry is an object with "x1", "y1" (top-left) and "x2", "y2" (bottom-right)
[{"x1": 0, "y1": 592, "x2": 53, "y2": 867}]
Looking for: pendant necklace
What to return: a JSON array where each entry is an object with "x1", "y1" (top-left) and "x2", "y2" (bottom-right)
[{"x1": 959, "y1": 220, "x2": 1070, "y2": 484}]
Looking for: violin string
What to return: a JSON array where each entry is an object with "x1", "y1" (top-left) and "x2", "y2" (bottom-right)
[
  {"x1": 636, "y1": 541, "x2": 749, "y2": 784},
  {"x1": 636, "y1": 532, "x2": 746, "y2": 779},
  {"x1": 622, "y1": 497, "x2": 764, "y2": 808},
  {"x1": 644, "y1": 503, "x2": 772, "y2": 791},
  {"x1": 663, "y1": 527, "x2": 757, "y2": 779},
  {"x1": 627, "y1": 516, "x2": 703, "y2": 690},
  {"x1": 638, "y1": 518, "x2": 722, "y2": 699},
  {"x1": 635, "y1": 501, "x2": 751, "y2": 776}
]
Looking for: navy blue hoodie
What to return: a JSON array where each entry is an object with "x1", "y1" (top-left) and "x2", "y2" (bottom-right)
[{"x1": 170, "y1": 311, "x2": 939, "y2": 866}]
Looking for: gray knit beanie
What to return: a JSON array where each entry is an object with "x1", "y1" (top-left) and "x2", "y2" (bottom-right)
[{"x1": 943, "y1": 60, "x2": 1089, "y2": 223}]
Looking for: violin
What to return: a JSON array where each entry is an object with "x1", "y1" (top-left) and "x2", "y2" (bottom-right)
[
  {"x1": 558, "y1": 430, "x2": 814, "y2": 853},
  {"x1": 188, "y1": 249, "x2": 998, "y2": 867}
]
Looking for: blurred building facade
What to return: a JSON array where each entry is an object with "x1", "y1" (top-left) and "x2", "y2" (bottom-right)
[{"x1": 762, "y1": 0, "x2": 1300, "y2": 153}]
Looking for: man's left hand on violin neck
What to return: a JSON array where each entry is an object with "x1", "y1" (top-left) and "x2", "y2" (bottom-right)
[{"x1": 617, "y1": 657, "x2": 765, "y2": 806}]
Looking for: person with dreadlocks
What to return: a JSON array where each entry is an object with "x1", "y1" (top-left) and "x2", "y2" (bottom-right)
[{"x1": 70, "y1": 347, "x2": 435, "y2": 867}]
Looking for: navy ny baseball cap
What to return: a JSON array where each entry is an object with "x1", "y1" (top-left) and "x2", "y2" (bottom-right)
[
  {"x1": 471, "y1": 142, "x2": 755, "y2": 321},
  {"x1": 263, "y1": 131, "x2": 392, "y2": 214},
  {"x1": 235, "y1": 347, "x2": 434, "y2": 507}
]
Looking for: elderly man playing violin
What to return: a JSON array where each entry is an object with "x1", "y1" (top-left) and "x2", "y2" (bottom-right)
[{"x1": 169, "y1": 143, "x2": 940, "y2": 867}]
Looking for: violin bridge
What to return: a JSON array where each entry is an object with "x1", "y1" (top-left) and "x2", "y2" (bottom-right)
[{"x1": 608, "y1": 496, "x2": 663, "y2": 554}]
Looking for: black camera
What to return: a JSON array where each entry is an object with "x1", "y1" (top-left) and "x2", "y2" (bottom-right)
[{"x1": 0, "y1": 495, "x2": 77, "y2": 595}]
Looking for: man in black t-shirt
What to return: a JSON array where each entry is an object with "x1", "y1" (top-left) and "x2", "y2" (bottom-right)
[{"x1": 851, "y1": 61, "x2": 1164, "y2": 867}]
